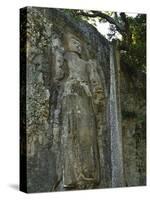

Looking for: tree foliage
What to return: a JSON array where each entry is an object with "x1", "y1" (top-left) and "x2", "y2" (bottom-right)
[
  {"x1": 121, "y1": 14, "x2": 146, "y2": 71},
  {"x1": 63, "y1": 10, "x2": 146, "y2": 73}
]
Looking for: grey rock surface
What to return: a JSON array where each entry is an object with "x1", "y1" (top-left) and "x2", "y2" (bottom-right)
[{"x1": 20, "y1": 7, "x2": 146, "y2": 192}]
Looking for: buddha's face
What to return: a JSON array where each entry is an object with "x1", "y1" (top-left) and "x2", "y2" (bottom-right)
[
  {"x1": 68, "y1": 37, "x2": 82, "y2": 54},
  {"x1": 55, "y1": 52, "x2": 63, "y2": 67}
]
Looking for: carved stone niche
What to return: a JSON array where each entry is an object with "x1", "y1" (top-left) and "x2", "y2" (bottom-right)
[{"x1": 50, "y1": 32, "x2": 106, "y2": 190}]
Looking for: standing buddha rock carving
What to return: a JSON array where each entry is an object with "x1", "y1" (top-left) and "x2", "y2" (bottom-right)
[{"x1": 61, "y1": 33, "x2": 102, "y2": 189}]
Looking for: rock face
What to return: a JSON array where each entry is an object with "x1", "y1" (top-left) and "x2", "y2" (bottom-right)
[
  {"x1": 109, "y1": 42, "x2": 124, "y2": 187},
  {"x1": 20, "y1": 7, "x2": 146, "y2": 193},
  {"x1": 120, "y1": 63, "x2": 146, "y2": 186}
]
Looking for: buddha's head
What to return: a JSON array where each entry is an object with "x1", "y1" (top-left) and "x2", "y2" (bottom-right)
[{"x1": 64, "y1": 33, "x2": 82, "y2": 55}]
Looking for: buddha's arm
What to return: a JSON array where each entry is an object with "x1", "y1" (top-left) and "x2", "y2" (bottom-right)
[{"x1": 87, "y1": 60, "x2": 105, "y2": 104}]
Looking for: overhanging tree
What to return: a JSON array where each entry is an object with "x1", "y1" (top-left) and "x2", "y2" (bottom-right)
[{"x1": 64, "y1": 10, "x2": 146, "y2": 73}]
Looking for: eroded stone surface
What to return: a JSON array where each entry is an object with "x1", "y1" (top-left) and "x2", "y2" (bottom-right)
[{"x1": 23, "y1": 7, "x2": 146, "y2": 192}]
